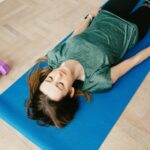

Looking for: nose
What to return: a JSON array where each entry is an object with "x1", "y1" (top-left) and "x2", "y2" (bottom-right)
[{"x1": 55, "y1": 71, "x2": 63, "y2": 79}]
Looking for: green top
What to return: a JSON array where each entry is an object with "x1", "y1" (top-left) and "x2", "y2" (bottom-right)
[{"x1": 47, "y1": 10, "x2": 138, "y2": 93}]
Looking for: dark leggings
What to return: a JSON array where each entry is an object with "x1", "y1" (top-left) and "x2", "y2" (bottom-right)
[{"x1": 103, "y1": 0, "x2": 150, "y2": 41}]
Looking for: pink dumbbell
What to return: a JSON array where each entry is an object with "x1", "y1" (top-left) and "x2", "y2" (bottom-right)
[{"x1": 0, "y1": 60, "x2": 10, "y2": 75}]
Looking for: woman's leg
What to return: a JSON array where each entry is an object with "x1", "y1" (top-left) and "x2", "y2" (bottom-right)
[
  {"x1": 103, "y1": 0, "x2": 139, "y2": 18},
  {"x1": 127, "y1": 5, "x2": 150, "y2": 41}
]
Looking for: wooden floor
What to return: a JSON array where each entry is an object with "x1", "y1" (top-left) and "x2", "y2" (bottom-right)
[
  {"x1": 0, "y1": 0, "x2": 149, "y2": 149},
  {"x1": 100, "y1": 72, "x2": 150, "y2": 150}
]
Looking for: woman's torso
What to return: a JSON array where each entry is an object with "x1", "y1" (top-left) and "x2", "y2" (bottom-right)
[{"x1": 47, "y1": 10, "x2": 138, "y2": 93}]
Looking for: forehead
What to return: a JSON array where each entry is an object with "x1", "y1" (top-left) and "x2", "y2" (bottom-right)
[{"x1": 40, "y1": 81, "x2": 66, "y2": 101}]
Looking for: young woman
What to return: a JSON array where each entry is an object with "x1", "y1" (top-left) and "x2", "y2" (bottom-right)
[{"x1": 25, "y1": 0, "x2": 150, "y2": 128}]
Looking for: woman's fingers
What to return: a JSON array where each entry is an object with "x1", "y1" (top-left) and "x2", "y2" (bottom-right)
[{"x1": 90, "y1": 7, "x2": 101, "y2": 17}]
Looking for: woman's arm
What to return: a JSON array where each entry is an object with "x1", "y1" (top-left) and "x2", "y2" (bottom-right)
[
  {"x1": 68, "y1": 8, "x2": 101, "y2": 40},
  {"x1": 111, "y1": 46, "x2": 150, "y2": 84}
]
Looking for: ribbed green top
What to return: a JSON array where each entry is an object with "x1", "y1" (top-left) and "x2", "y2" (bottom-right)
[{"x1": 47, "y1": 10, "x2": 138, "y2": 93}]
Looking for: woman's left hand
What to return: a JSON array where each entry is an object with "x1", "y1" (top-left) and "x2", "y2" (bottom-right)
[{"x1": 89, "y1": 7, "x2": 101, "y2": 17}]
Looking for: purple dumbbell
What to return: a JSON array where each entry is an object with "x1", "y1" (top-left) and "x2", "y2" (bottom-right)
[{"x1": 0, "y1": 60, "x2": 10, "y2": 75}]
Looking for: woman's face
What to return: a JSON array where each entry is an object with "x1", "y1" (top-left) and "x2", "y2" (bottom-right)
[{"x1": 40, "y1": 67, "x2": 74, "y2": 101}]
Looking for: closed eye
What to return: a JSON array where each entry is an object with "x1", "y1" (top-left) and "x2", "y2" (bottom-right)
[
  {"x1": 58, "y1": 82, "x2": 64, "y2": 89},
  {"x1": 49, "y1": 76, "x2": 53, "y2": 81},
  {"x1": 46, "y1": 76, "x2": 64, "y2": 91}
]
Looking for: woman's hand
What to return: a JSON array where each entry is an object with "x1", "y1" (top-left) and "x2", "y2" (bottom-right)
[
  {"x1": 89, "y1": 7, "x2": 101, "y2": 17},
  {"x1": 111, "y1": 46, "x2": 150, "y2": 84},
  {"x1": 68, "y1": 7, "x2": 101, "y2": 40}
]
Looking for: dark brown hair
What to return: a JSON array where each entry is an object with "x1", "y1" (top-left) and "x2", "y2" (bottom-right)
[{"x1": 25, "y1": 57, "x2": 92, "y2": 128}]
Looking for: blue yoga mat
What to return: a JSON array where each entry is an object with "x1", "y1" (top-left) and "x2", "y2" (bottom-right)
[{"x1": 0, "y1": 1, "x2": 150, "y2": 150}]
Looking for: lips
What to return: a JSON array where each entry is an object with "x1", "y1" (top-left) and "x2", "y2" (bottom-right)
[{"x1": 58, "y1": 68, "x2": 66, "y2": 75}]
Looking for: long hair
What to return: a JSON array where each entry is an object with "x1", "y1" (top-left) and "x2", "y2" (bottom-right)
[{"x1": 24, "y1": 57, "x2": 92, "y2": 128}]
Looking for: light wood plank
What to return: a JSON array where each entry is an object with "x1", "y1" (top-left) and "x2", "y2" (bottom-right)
[{"x1": 0, "y1": 119, "x2": 40, "y2": 150}]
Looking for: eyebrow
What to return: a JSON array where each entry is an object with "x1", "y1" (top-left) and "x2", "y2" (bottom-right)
[{"x1": 45, "y1": 80, "x2": 63, "y2": 91}]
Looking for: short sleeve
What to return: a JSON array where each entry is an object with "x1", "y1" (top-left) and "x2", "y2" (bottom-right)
[
  {"x1": 82, "y1": 66, "x2": 113, "y2": 93},
  {"x1": 47, "y1": 42, "x2": 66, "y2": 69}
]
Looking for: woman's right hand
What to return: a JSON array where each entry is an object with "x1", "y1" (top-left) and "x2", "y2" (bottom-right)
[{"x1": 89, "y1": 7, "x2": 101, "y2": 17}]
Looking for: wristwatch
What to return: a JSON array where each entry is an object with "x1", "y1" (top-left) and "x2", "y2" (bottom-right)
[{"x1": 84, "y1": 14, "x2": 94, "y2": 22}]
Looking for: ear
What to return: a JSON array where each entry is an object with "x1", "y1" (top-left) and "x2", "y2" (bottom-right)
[{"x1": 69, "y1": 87, "x2": 75, "y2": 98}]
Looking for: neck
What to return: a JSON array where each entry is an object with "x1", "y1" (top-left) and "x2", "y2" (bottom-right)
[{"x1": 60, "y1": 60, "x2": 84, "y2": 82}]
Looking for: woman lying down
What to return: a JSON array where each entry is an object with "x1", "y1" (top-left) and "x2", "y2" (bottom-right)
[{"x1": 25, "y1": 0, "x2": 150, "y2": 128}]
